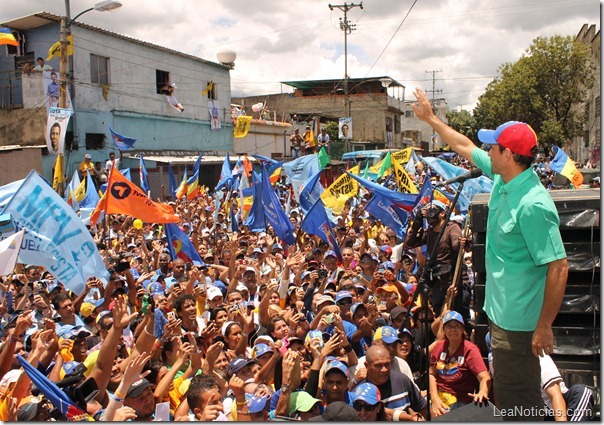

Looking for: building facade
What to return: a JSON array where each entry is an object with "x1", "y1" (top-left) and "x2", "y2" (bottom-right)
[{"x1": 0, "y1": 12, "x2": 233, "y2": 191}]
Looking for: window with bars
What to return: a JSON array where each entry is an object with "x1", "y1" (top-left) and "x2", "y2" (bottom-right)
[
  {"x1": 86, "y1": 133, "x2": 105, "y2": 150},
  {"x1": 206, "y1": 81, "x2": 217, "y2": 100}
]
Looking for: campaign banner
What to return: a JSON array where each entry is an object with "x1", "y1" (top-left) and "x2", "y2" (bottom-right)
[
  {"x1": 209, "y1": 100, "x2": 221, "y2": 131},
  {"x1": 44, "y1": 71, "x2": 72, "y2": 111},
  {"x1": 3, "y1": 171, "x2": 109, "y2": 294},
  {"x1": 339, "y1": 117, "x2": 352, "y2": 139},
  {"x1": 45, "y1": 107, "x2": 73, "y2": 155}
]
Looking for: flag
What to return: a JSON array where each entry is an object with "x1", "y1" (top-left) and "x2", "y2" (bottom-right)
[
  {"x1": 0, "y1": 28, "x2": 18, "y2": 47},
  {"x1": 349, "y1": 164, "x2": 361, "y2": 175},
  {"x1": 551, "y1": 146, "x2": 584, "y2": 187},
  {"x1": 230, "y1": 207, "x2": 239, "y2": 233},
  {"x1": 17, "y1": 356, "x2": 90, "y2": 421},
  {"x1": 283, "y1": 154, "x2": 320, "y2": 201},
  {"x1": 251, "y1": 153, "x2": 281, "y2": 169},
  {"x1": 301, "y1": 198, "x2": 342, "y2": 261},
  {"x1": 192, "y1": 152, "x2": 203, "y2": 176},
  {"x1": 362, "y1": 160, "x2": 370, "y2": 179},
  {"x1": 242, "y1": 155, "x2": 253, "y2": 178},
  {"x1": 365, "y1": 195, "x2": 408, "y2": 239},
  {"x1": 0, "y1": 230, "x2": 24, "y2": 276},
  {"x1": 412, "y1": 177, "x2": 434, "y2": 220},
  {"x1": 164, "y1": 223, "x2": 204, "y2": 266},
  {"x1": 347, "y1": 172, "x2": 417, "y2": 212},
  {"x1": 64, "y1": 170, "x2": 80, "y2": 210},
  {"x1": 392, "y1": 147, "x2": 414, "y2": 165},
  {"x1": 109, "y1": 127, "x2": 137, "y2": 150},
  {"x1": 176, "y1": 167, "x2": 188, "y2": 200},
  {"x1": 216, "y1": 152, "x2": 233, "y2": 191},
  {"x1": 284, "y1": 188, "x2": 292, "y2": 217},
  {"x1": 46, "y1": 35, "x2": 74, "y2": 61},
  {"x1": 201, "y1": 81, "x2": 214, "y2": 96},
  {"x1": 0, "y1": 179, "x2": 23, "y2": 210},
  {"x1": 392, "y1": 159, "x2": 418, "y2": 193},
  {"x1": 261, "y1": 166, "x2": 295, "y2": 245},
  {"x1": 185, "y1": 168, "x2": 200, "y2": 200},
  {"x1": 318, "y1": 146, "x2": 330, "y2": 169},
  {"x1": 234, "y1": 116, "x2": 252, "y2": 138},
  {"x1": 52, "y1": 154, "x2": 64, "y2": 192},
  {"x1": 421, "y1": 156, "x2": 493, "y2": 214},
  {"x1": 167, "y1": 163, "x2": 177, "y2": 198},
  {"x1": 378, "y1": 151, "x2": 392, "y2": 178},
  {"x1": 90, "y1": 166, "x2": 179, "y2": 226},
  {"x1": 4, "y1": 171, "x2": 108, "y2": 294},
  {"x1": 0, "y1": 227, "x2": 56, "y2": 270},
  {"x1": 120, "y1": 168, "x2": 132, "y2": 181},
  {"x1": 139, "y1": 155, "x2": 150, "y2": 195},
  {"x1": 320, "y1": 172, "x2": 359, "y2": 214},
  {"x1": 239, "y1": 172, "x2": 253, "y2": 220},
  {"x1": 72, "y1": 177, "x2": 87, "y2": 205},
  {"x1": 299, "y1": 169, "x2": 324, "y2": 214},
  {"x1": 79, "y1": 171, "x2": 100, "y2": 209}
]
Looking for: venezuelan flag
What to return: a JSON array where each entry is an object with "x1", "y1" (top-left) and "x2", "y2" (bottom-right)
[
  {"x1": 0, "y1": 28, "x2": 18, "y2": 47},
  {"x1": 551, "y1": 146, "x2": 584, "y2": 187},
  {"x1": 175, "y1": 168, "x2": 188, "y2": 199}
]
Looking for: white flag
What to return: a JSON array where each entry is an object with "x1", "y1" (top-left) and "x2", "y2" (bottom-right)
[{"x1": 0, "y1": 230, "x2": 24, "y2": 276}]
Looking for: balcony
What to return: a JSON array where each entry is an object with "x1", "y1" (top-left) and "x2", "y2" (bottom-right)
[{"x1": 0, "y1": 70, "x2": 49, "y2": 110}]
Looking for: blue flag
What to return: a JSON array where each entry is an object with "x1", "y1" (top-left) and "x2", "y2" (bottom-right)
[
  {"x1": 164, "y1": 223, "x2": 204, "y2": 266},
  {"x1": 244, "y1": 173, "x2": 266, "y2": 232},
  {"x1": 283, "y1": 154, "x2": 320, "y2": 200},
  {"x1": 109, "y1": 126, "x2": 137, "y2": 150},
  {"x1": 251, "y1": 153, "x2": 281, "y2": 168},
  {"x1": 260, "y1": 166, "x2": 295, "y2": 245},
  {"x1": 299, "y1": 169, "x2": 324, "y2": 215},
  {"x1": 17, "y1": 356, "x2": 89, "y2": 420},
  {"x1": 347, "y1": 172, "x2": 418, "y2": 212},
  {"x1": 167, "y1": 163, "x2": 177, "y2": 198},
  {"x1": 421, "y1": 156, "x2": 493, "y2": 214},
  {"x1": 412, "y1": 177, "x2": 434, "y2": 220},
  {"x1": 365, "y1": 194, "x2": 408, "y2": 239},
  {"x1": 301, "y1": 198, "x2": 342, "y2": 261},
  {"x1": 3, "y1": 171, "x2": 109, "y2": 294},
  {"x1": 216, "y1": 152, "x2": 233, "y2": 191},
  {"x1": 139, "y1": 155, "x2": 150, "y2": 195},
  {"x1": 120, "y1": 168, "x2": 131, "y2": 181},
  {"x1": 192, "y1": 152, "x2": 203, "y2": 176},
  {"x1": 78, "y1": 170, "x2": 100, "y2": 209}
]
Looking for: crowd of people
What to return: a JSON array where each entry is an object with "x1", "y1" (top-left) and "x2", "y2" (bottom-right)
[{"x1": 0, "y1": 90, "x2": 597, "y2": 421}]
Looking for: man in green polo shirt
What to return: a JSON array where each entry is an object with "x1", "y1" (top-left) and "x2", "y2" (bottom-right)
[{"x1": 411, "y1": 87, "x2": 568, "y2": 420}]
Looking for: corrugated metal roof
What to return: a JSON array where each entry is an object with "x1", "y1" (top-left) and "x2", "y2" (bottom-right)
[
  {"x1": 281, "y1": 76, "x2": 404, "y2": 90},
  {"x1": 0, "y1": 144, "x2": 46, "y2": 152},
  {"x1": 2, "y1": 12, "x2": 229, "y2": 70}
]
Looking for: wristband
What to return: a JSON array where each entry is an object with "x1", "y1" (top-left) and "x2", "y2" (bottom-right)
[
  {"x1": 114, "y1": 390, "x2": 127, "y2": 399},
  {"x1": 236, "y1": 401, "x2": 247, "y2": 406}
]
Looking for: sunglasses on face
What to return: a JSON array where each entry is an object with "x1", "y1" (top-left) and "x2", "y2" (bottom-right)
[
  {"x1": 353, "y1": 402, "x2": 378, "y2": 412},
  {"x1": 337, "y1": 299, "x2": 352, "y2": 306}
]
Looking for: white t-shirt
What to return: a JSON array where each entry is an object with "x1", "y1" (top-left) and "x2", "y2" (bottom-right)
[{"x1": 539, "y1": 354, "x2": 568, "y2": 409}]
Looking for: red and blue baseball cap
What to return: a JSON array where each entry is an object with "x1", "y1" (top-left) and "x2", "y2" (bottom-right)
[
  {"x1": 477, "y1": 121, "x2": 537, "y2": 156},
  {"x1": 352, "y1": 382, "x2": 381, "y2": 405}
]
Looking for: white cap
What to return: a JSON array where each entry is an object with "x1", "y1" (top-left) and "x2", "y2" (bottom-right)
[{"x1": 207, "y1": 286, "x2": 223, "y2": 300}]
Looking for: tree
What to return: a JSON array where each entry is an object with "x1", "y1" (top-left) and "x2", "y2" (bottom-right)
[
  {"x1": 325, "y1": 121, "x2": 343, "y2": 158},
  {"x1": 445, "y1": 109, "x2": 478, "y2": 144},
  {"x1": 473, "y1": 35, "x2": 594, "y2": 149}
]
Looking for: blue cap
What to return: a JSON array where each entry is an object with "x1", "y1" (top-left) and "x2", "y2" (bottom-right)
[
  {"x1": 335, "y1": 290, "x2": 352, "y2": 304},
  {"x1": 252, "y1": 343, "x2": 273, "y2": 358},
  {"x1": 246, "y1": 394, "x2": 269, "y2": 414},
  {"x1": 151, "y1": 273, "x2": 165, "y2": 282},
  {"x1": 381, "y1": 261, "x2": 395, "y2": 270},
  {"x1": 301, "y1": 271, "x2": 312, "y2": 280},
  {"x1": 350, "y1": 302, "x2": 366, "y2": 317},
  {"x1": 226, "y1": 358, "x2": 257, "y2": 377},
  {"x1": 376, "y1": 326, "x2": 401, "y2": 344},
  {"x1": 47, "y1": 281, "x2": 62, "y2": 293},
  {"x1": 324, "y1": 250, "x2": 337, "y2": 259},
  {"x1": 400, "y1": 328, "x2": 413, "y2": 340},
  {"x1": 63, "y1": 361, "x2": 83, "y2": 376},
  {"x1": 60, "y1": 326, "x2": 92, "y2": 340},
  {"x1": 352, "y1": 382, "x2": 381, "y2": 405},
  {"x1": 273, "y1": 243, "x2": 283, "y2": 251},
  {"x1": 148, "y1": 282, "x2": 163, "y2": 295},
  {"x1": 325, "y1": 359, "x2": 348, "y2": 377},
  {"x1": 443, "y1": 310, "x2": 464, "y2": 325}
]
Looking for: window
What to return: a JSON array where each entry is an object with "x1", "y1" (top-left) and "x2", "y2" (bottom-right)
[
  {"x1": 405, "y1": 110, "x2": 414, "y2": 118},
  {"x1": 394, "y1": 115, "x2": 401, "y2": 134},
  {"x1": 585, "y1": 101, "x2": 590, "y2": 119},
  {"x1": 596, "y1": 96, "x2": 600, "y2": 118},
  {"x1": 206, "y1": 81, "x2": 217, "y2": 100},
  {"x1": 584, "y1": 130, "x2": 590, "y2": 148},
  {"x1": 90, "y1": 54, "x2": 109, "y2": 85},
  {"x1": 65, "y1": 131, "x2": 77, "y2": 151},
  {"x1": 156, "y1": 70, "x2": 170, "y2": 94},
  {"x1": 86, "y1": 133, "x2": 105, "y2": 150},
  {"x1": 385, "y1": 117, "x2": 392, "y2": 132}
]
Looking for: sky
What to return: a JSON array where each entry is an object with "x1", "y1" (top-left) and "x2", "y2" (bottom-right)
[{"x1": 3, "y1": 0, "x2": 599, "y2": 111}]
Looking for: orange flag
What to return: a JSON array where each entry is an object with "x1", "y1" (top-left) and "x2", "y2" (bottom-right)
[{"x1": 90, "y1": 168, "x2": 179, "y2": 225}]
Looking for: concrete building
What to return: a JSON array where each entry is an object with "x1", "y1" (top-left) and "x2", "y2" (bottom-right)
[
  {"x1": 0, "y1": 12, "x2": 233, "y2": 191},
  {"x1": 233, "y1": 76, "x2": 409, "y2": 155},
  {"x1": 402, "y1": 97, "x2": 449, "y2": 153},
  {"x1": 569, "y1": 24, "x2": 600, "y2": 167}
]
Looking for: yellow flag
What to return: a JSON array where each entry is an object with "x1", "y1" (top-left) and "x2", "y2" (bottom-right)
[
  {"x1": 393, "y1": 159, "x2": 418, "y2": 193},
  {"x1": 52, "y1": 155, "x2": 64, "y2": 191},
  {"x1": 392, "y1": 147, "x2": 413, "y2": 164},
  {"x1": 73, "y1": 178, "x2": 87, "y2": 203},
  {"x1": 201, "y1": 81, "x2": 214, "y2": 96},
  {"x1": 320, "y1": 172, "x2": 358, "y2": 214},
  {"x1": 234, "y1": 116, "x2": 252, "y2": 138},
  {"x1": 348, "y1": 164, "x2": 360, "y2": 175},
  {"x1": 46, "y1": 35, "x2": 74, "y2": 61}
]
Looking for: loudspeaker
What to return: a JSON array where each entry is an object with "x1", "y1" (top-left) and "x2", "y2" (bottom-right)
[{"x1": 431, "y1": 401, "x2": 502, "y2": 421}]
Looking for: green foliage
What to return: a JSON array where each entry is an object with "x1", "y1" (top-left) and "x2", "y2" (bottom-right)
[
  {"x1": 325, "y1": 121, "x2": 344, "y2": 159},
  {"x1": 445, "y1": 109, "x2": 478, "y2": 144},
  {"x1": 473, "y1": 35, "x2": 594, "y2": 149}
]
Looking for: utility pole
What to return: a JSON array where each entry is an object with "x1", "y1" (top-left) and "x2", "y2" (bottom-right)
[
  {"x1": 425, "y1": 69, "x2": 442, "y2": 151},
  {"x1": 329, "y1": 2, "x2": 363, "y2": 120}
]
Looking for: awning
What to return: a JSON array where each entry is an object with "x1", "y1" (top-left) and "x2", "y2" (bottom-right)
[{"x1": 124, "y1": 153, "x2": 257, "y2": 166}]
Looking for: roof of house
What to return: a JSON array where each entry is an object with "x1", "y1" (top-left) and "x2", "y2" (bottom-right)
[
  {"x1": 2, "y1": 12, "x2": 229, "y2": 70},
  {"x1": 281, "y1": 76, "x2": 404, "y2": 91}
]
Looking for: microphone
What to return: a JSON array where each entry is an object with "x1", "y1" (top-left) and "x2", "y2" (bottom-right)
[{"x1": 435, "y1": 168, "x2": 483, "y2": 186}]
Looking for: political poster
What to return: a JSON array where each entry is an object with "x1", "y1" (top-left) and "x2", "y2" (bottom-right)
[
  {"x1": 45, "y1": 107, "x2": 73, "y2": 155},
  {"x1": 43, "y1": 71, "x2": 72, "y2": 111},
  {"x1": 339, "y1": 117, "x2": 352, "y2": 139}
]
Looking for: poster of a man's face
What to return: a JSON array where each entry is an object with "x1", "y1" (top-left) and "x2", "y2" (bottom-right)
[
  {"x1": 339, "y1": 117, "x2": 352, "y2": 139},
  {"x1": 45, "y1": 107, "x2": 72, "y2": 155},
  {"x1": 43, "y1": 71, "x2": 73, "y2": 111}
]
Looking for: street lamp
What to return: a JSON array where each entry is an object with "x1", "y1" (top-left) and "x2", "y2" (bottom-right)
[{"x1": 59, "y1": 0, "x2": 122, "y2": 108}]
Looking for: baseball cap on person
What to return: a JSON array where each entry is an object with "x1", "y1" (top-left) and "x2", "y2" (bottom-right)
[
  {"x1": 126, "y1": 378, "x2": 153, "y2": 399},
  {"x1": 478, "y1": 121, "x2": 537, "y2": 157},
  {"x1": 247, "y1": 394, "x2": 269, "y2": 414},
  {"x1": 390, "y1": 306, "x2": 408, "y2": 320},
  {"x1": 227, "y1": 358, "x2": 258, "y2": 377},
  {"x1": 84, "y1": 154, "x2": 92, "y2": 159},
  {"x1": 429, "y1": 200, "x2": 448, "y2": 211},
  {"x1": 324, "y1": 250, "x2": 337, "y2": 259},
  {"x1": 207, "y1": 286, "x2": 223, "y2": 300},
  {"x1": 325, "y1": 359, "x2": 348, "y2": 378},
  {"x1": 59, "y1": 325, "x2": 92, "y2": 340},
  {"x1": 304, "y1": 330, "x2": 323, "y2": 346},
  {"x1": 350, "y1": 302, "x2": 366, "y2": 317},
  {"x1": 288, "y1": 391, "x2": 321, "y2": 416},
  {"x1": 17, "y1": 401, "x2": 44, "y2": 421},
  {"x1": 252, "y1": 343, "x2": 273, "y2": 358},
  {"x1": 243, "y1": 266, "x2": 256, "y2": 275},
  {"x1": 316, "y1": 294, "x2": 335, "y2": 307},
  {"x1": 442, "y1": 310, "x2": 464, "y2": 326},
  {"x1": 335, "y1": 290, "x2": 352, "y2": 304},
  {"x1": 373, "y1": 326, "x2": 402, "y2": 344},
  {"x1": 351, "y1": 382, "x2": 381, "y2": 405},
  {"x1": 80, "y1": 302, "x2": 97, "y2": 319},
  {"x1": 379, "y1": 245, "x2": 392, "y2": 255}
]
